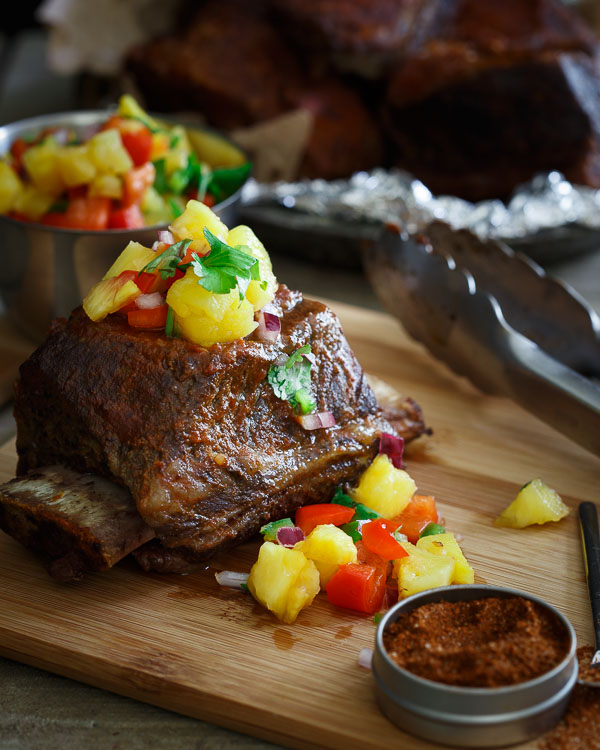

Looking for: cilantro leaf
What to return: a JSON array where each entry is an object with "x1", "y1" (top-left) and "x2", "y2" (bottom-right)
[
  {"x1": 153, "y1": 158, "x2": 169, "y2": 194},
  {"x1": 139, "y1": 239, "x2": 192, "y2": 278},
  {"x1": 207, "y1": 162, "x2": 252, "y2": 202},
  {"x1": 268, "y1": 344, "x2": 317, "y2": 414},
  {"x1": 191, "y1": 229, "x2": 260, "y2": 295}
]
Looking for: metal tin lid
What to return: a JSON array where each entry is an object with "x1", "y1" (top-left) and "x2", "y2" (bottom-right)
[{"x1": 372, "y1": 584, "x2": 578, "y2": 748}]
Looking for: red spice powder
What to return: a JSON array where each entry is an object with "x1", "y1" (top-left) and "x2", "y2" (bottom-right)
[
  {"x1": 383, "y1": 596, "x2": 570, "y2": 688},
  {"x1": 538, "y1": 646, "x2": 600, "y2": 750}
]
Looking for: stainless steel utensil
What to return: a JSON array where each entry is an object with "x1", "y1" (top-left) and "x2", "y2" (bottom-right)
[
  {"x1": 578, "y1": 501, "x2": 600, "y2": 686},
  {"x1": 363, "y1": 222, "x2": 600, "y2": 457}
]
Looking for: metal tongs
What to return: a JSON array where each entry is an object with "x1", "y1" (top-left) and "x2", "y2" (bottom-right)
[{"x1": 363, "y1": 221, "x2": 600, "y2": 457}]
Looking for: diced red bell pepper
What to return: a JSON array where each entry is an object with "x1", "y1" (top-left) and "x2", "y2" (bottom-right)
[
  {"x1": 202, "y1": 193, "x2": 216, "y2": 208},
  {"x1": 109, "y1": 203, "x2": 145, "y2": 229},
  {"x1": 126, "y1": 304, "x2": 168, "y2": 329},
  {"x1": 42, "y1": 196, "x2": 111, "y2": 230},
  {"x1": 10, "y1": 138, "x2": 28, "y2": 171},
  {"x1": 120, "y1": 126, "x2": 153, "y2": 167},
  {"x1": 101, "y1": 115, "x2": 123, "y2": 132},
  {"x1": 123, "y1": 162, "x2": 155, "y2": 207},
  {"x1": 135, "y1": 271, "x2": 159, "y2": 294},
  {"x1": 392, "y1": 494, "x2": 438, "y2": 544},
  {"x1": 326, "y1": 563, "x2": 386, "y2": 614},
  {"x1": 295, "y1": 503, "x2": 355, "y2": 536},
  {"x1": 67, "y1": 185, "x2": 88, "y2": 200},
  {"x1": 361, "y1": 518, "x2": 409, "y2": 561},
  {"x1": 102, "y1": 116, "x2": 153, "y2": 167}
]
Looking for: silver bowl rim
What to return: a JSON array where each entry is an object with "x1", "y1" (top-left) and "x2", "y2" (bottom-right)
[
  {"x1": 374, "y1": 583, "x2": 577, "y2": 696},
  {"x1": 0, "y1": 107, "x2": 249, "y2": 235}
]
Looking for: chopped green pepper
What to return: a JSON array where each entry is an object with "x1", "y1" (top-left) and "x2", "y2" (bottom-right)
[
  {"x1": 260, "y1": 518, "x2": 294, "y2": 542},
  {"x1": 419, "y1": 522, "x2": 446, "y2": 538}
]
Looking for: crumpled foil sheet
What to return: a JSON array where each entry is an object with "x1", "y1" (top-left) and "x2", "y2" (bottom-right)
[{"x1": 241, "y1": 168, "x2": 600, "y2": 241}]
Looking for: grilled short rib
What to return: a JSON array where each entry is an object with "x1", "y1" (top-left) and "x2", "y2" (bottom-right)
[
  {"x1": 12, "y1": 286, "x2": 423, "y2": 567},
  {"x1": 0, "y1": 466, "x2": 155, "y2": 581}
]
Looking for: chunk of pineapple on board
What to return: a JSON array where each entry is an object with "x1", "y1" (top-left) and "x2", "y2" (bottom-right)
[
  {"x1": 416, "y1": 532, "x2": 474, "y2": 584},
  {"x1": 295, "y1": 524, "x2": 358, "y2": 587},
  {"x1": 393, "y1": 542, "x2": 455, "y2": 598},
  {"x1": 247, "y1": 542, "x2": 320, "y2": 624},
  {"x1": 352, "y1": 454, "x2": 416, "y2": 518},
  {"x1": 495, "y1": 479, "x2": 570, "y2": 528}
]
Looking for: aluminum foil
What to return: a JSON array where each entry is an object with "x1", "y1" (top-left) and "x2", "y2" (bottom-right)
[{"x1": 241, "y1": 168, "x2": 600, "y2": 244}]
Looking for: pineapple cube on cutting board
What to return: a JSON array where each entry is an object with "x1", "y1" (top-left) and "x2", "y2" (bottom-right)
[
  {"x1": 416, "y1": 532, "x2": 474, "y2": 584},
  {"x1": 393, "y1": 542, "x2": 455, "y2": 599},
  {"x1": 295, "y1": 524, "x2": 358, "y2": 587},
  {"x1": 247, "y1": 541, "x2": 320, "y2": 624},
  {"x1": 352, "y1": 454, "x2": 416, "y2": 518},
  {"x1": 495, "y1": 479, "x2": 570, "y2": 528}
]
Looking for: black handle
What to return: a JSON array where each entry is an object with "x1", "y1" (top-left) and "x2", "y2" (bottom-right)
[{"x1": 579, "y1": 501, "x2": 600, "y2": 650}]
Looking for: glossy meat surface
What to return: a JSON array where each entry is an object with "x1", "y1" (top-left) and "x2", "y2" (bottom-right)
[{"x1": 14, "y1": 287, "x2": 403, "y2": 561}]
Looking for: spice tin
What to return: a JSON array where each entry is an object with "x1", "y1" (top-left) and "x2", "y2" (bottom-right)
[{"x1": 372, "y1": 584, "x2": 578, "y2": 748}]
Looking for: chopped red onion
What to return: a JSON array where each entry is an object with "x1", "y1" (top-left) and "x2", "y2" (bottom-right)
[
  {"x1": 257, "y1": 310, "x2": 281, "y2": 343},
  {"x1": 52, "y1": 127, "x2": 72, "y2": 145},
  {"x1": 260, "y1": 301, "x2": 279, "y2": 315},
  {"x1": 158, "y1": 230, "x2": 174, "y2": 245},
  {"x1": 215, "y1": 570, "x2": 249, "y2": 589},
  {"x1": 276, "y1": 525, "x2": 305, "y2": 547},
  {"x1": 302, "y1": 351, "x2": 316, "y2": 365},
  {"x1": 297, "y1": 411, "x2": 336, "y2": 430},
  {"x1": 80, "y1": 123, "x2": 102, "y2": 141},
  {"x1": 358, "y1": 648, "x2": 373, "y2": 670},
  {"x1": 135, "y1": 292, "x2": 163, "y2": 309},
  {"x1": 379, "y1": 432, "x2": 405, "y2": 469}
]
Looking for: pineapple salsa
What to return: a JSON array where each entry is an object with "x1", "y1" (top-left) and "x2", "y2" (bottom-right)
[
  {"x1": 82, "y1": 199, "x2": 277, "y2": 346},
  {"x1": 0, "y1": 95, "x2": 250, "y2": 230},
  {"x1": 245, "y1": 443, "x2": 474, "y2": 625}
]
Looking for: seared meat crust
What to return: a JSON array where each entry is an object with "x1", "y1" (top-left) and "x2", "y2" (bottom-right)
[{"x1": 14, "y1": 287, "x2": 405, "y2": 560}]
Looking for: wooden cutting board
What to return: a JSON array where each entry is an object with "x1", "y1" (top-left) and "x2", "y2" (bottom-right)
[{"x1": 1, "y1": 298, "x2": 598, "y2": 750}]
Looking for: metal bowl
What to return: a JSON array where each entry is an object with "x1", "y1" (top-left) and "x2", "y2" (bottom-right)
[
  {"x1": 0, "y1": 110, "x2": 248, "y2": 344},
  {"x1": 372, "y1": 584, "x2": 578, "y2": 748}
]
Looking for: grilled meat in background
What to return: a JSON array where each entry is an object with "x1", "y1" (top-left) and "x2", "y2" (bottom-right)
[
  {"x1": 2, "y1": 286, "x2": 426, "y2": 580},
  {"x1": 124, "y1": 0, "x2": 600, "y2": 200}
]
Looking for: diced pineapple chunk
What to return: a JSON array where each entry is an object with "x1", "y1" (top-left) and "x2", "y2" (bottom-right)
[
  {"x1": 141, "y1": 186, "x2": 171, "y2": 225},
  {"x1": 295, "y1": 524, "x2": 358, "y2": 587},
  {"x1": 169, "y1": 199, "x2": 229, "y2": 253},
  {"x1": 416, "y1": 532, "x2": 474, "y2": 584},
  {"x1": 0, "y1": 162, "x2": 23, "y2": 213},
  {"x1": 162, "y1": 126, "x2": 191, "y2": 174},
  {"x1": 118, "y1": 93, "x2": 160, "y2": 132},
  {"x1": 247, "y1": 541, "x2": 320, "y2": 624},
  {"x1": 83, "y1": 276, "x2": 140, "y2": 322},
  {"x1": 22, "y1": 137, "x2": 64, "y2": 195},
  {"x1": 393, "y1": 542, "x2": 455, "y2": 598},
  {"x1": 167, "y1": 269, "x2": 256, "y2": 346},
  {"x1": 13, "y1": 185, "x2": 55, "y2": 220},
  {"x1": 103, "y1": 241, "x2": 156, "y2": 279},
  {"x1": 56, "y1": 145, "x2": 96, "y2": 187},
  {"x1": 186, "y1": 126, "x2": 246, "y2": 168},
  {"x1": 150, "y1": 132, "x2": 170, "y2": 161},
  {"x1": 87, "y1": 129, "x2": 133, "y2": 175},
  {"x1": 227, "y1": 225, "x2": 277, "y2": 311},
  {"x1": 494, "y1": 479, "x2": 570, "y2": 528},
  {"x1": 89, "y1": 173, "x2": 123, "y2": 200},
  {"x1": 353, "y1": 454, "x2": 416, "y2": 518}
]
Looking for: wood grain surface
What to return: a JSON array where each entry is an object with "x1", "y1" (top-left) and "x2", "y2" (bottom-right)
[{"x1": 1, "y1": 298, "x2": 599, "y2": 750}]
